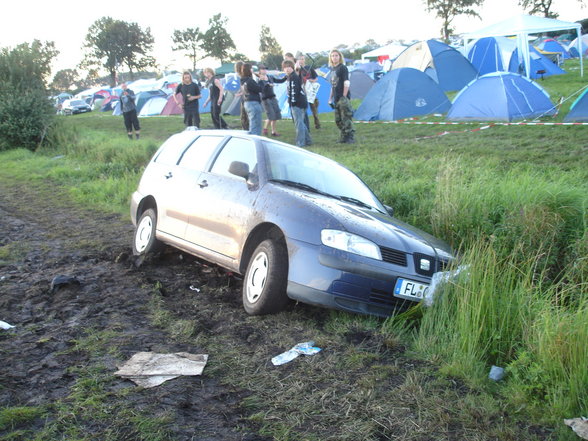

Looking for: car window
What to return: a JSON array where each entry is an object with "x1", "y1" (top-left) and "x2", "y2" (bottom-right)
[
  {"x1": 210, "y1": 137, "x2": 257, "y2": 177},
  {"x1": 154, "y1": 132, "x2": 199, "y2": 166},
  {"x1": 178, "y1": 135, "x2": 224, "y2": 172}
]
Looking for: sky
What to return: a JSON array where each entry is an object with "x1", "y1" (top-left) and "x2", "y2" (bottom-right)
[{"x1": 0, "y1": 0, "x2": 586, "y2": 77}]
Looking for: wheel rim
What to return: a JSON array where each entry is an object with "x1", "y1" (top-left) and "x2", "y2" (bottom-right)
[
  {"x1": 135, "y1": 215, "x2": 153, "y2": 253},
  {"x1": 246, "y1": 251, "x2": 268, "y2": 304}
]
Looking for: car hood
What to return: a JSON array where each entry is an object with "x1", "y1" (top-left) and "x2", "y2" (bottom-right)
[{"x1": 299, "y1": 191, "x2": 453, "y2": 259}]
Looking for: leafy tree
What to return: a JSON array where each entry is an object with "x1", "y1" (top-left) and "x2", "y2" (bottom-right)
[
  {"x1": 425, "y1": 0, "x2": 484, "y2": 41},
  {"x1": 81, "y1": 17, "x2": 156, "y2": 87},
  {"x1": 518, "y1": 0, "x2": 585, "y2": 18},
  {"x1": 172, "y1": 27, "x2": 203, "y2": 72},
  {"x1": 50, "y1": 69, "x2": 79, "y2": 93},
  {"x1": 0, "y1": 40, "x2": 58, "y2": 151},
  {"x1": 201, "y1": 13, "x2": 236, "y2": 64},
  {"x1": 259, "y1": 25, "x2": 283, "y2": 69}
]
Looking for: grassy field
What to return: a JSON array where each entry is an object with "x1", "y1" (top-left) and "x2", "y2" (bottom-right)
[{"x1": 1, "y1": 60, "x2": 587, "y2": 440}]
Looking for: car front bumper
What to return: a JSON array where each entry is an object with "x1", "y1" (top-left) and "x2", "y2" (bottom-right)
[{"x1": 285, "y1": 237, "x2": 432, "y2": 317}]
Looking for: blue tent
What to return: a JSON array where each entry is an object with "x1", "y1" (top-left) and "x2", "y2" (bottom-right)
[
  {"x1": 393, "y1": 39, "x2": 478, "y2": 91},
  {"x1": 278, "y1": 76, "x2": 332, "y2": 118},
  {"x1": 354, "y1": 68, "x2": 451, "y2": 121},
  {"x1": 536, "y1": 38, "x2": 571, "y2": 59},
  {"x1": 509, "y1": 45, "x2": 566, "y2": 79},
  {"x1": 564, "y1": 88, "x2": 588, "y2": 122},
  {"x1": 447, "y1": 72, "x2": 556, "y2": 121}
]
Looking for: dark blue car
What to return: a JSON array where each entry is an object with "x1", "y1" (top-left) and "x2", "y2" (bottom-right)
[{"x1": 131, "y1": 129, "x2": 454, "y2": 317}]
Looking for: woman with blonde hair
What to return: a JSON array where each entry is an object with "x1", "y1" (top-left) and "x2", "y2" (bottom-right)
[
  {"x1": 203, "y1": 67, "x2": 228, "y2": 129},
  {"x1": 328, "y1": 49, "x2": 355, "y2": 144}
]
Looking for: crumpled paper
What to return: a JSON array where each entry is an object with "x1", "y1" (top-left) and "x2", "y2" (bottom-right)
[{"x1": 114, "y1": 352, "x2": 208, "y2": 388}]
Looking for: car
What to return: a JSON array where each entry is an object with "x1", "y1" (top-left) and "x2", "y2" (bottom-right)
[
  {"x1": 130, "y1": 129, "x2": 454, "y2": 317},
  {"x1": 61, "y1": 99, "x2": 92, "y2": 115}
]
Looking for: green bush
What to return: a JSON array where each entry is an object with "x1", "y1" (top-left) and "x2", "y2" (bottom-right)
[{"x1": 0, "y1": 86, "x2": 56, "y2": 151}]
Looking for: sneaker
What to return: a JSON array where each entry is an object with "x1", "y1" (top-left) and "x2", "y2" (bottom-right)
[{"x1": 271, "y1": 132, "x2": 281, "y2": 137}]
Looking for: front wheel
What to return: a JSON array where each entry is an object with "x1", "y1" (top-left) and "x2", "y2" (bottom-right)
[
  {"x1": 133, "y1": 208, "x2": 163, "y2": 256},
  {"x1": 243, "y1": 238, "x2": 289, "y2": 315}
]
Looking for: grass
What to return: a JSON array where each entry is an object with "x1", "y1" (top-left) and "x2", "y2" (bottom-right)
[{"x1": 1, "y1": 59, "x2": 587, "y2": 440}]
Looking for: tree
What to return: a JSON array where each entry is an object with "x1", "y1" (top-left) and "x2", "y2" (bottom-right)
[
  {"x1": 50, "y1": 69, "x2": 79, "y2": 93},
  {"x1": 81, "y1": 17, "x2": 156, "y2": 87},
  {"x1": 259, "y1": 25, "x2": 283, "y2": 69},
  {"x1": 518, "y1": 0, "x2": 585, "y2": 18},
  {"x1": 172, "y1": 27, "x2": 203, "y2": 72},
  {"x1": 425, "y1": 0, "x2": 484, "y2": 42},
  {"x1": 0, "y1": 40, "x2": 58, "y2": 150},
  {"x1": 201, "y1": 13, "x2": 236, "y2": 64}
]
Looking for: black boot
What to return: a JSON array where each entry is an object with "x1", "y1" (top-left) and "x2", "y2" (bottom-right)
[
  {"x1": 345, "y1": 133, "x2": 355, "y2": 144},
  {"x1": 128, "y1": 134, "x2": 133, "y2": 140}
]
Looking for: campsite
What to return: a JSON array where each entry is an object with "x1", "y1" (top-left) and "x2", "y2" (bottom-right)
[{"x1": 1, "y1": 10, "x2": 588, "y2": 441}]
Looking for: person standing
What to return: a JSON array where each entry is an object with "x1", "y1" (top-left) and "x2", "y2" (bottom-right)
[
  {"x1": 283, "y1": 59, "x2": 312, "y2": 147},
  {"x1": 297, "y1": 54, "x2": 321, "y2": 130},
  {"x1": 328, "y1": 49, "x2": 355, "y2": 144},
  {"x1": 234, "y1": 61, "x2": 249, "y2": 131},
  {"x1": 240, "y1": 63, "x2": 263, "y2": 136},
  {"x1": 120, "y1": 83, "x2": 140, "y2": 140},
  {"x1": 258, "y1": 65, "x2": 282, "y2": 137},
  {"x1": 174, "y1": 71, "x2": 202, "y2": 127},
  {"x1": 203, "y1": 67, "x2": 228, "y2": 129}
]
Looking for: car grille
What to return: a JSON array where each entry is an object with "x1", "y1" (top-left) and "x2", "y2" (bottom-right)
[
  {"x1": 379, "y1": 246, "x2": 408, "y2": 266},
  {"x1": 369, "y1": 287, "x2": 413, "y2": 309},
  {"x1": 413, "y1": 253, "x2": 451, "y2": 277}
]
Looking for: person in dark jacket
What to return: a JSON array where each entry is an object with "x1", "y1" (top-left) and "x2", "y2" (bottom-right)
[
  {"x1": 328, "y1": 49, "x2": 355, "y2": 144},
  {"x1": 203, "y1": 67, "x2": 228, "y2": 129},
  {"x1": 174, "y1": 71, "x2": 201, "y2": 127},
  {"x1": 240, "y1": 63, "x2": 263, "y2": 135},
  {"x1": 120, "y1": 83, "x2": 140, "y2": 140},
  {"x1": 258, "y1": 65, "x2": 282, "y2": 136},
  {"x1": 283, "y1": 59, "x2": 312, "y2": 147}
]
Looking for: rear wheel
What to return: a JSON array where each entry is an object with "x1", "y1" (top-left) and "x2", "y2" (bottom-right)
[
  {"x1": 133, "y1": 208, "x2": 163, "y2": 255},
  {"x1": 243, "y1": 238, "x2": 289, "y2": 315}
]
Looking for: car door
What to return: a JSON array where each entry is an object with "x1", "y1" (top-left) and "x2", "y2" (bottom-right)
[
  {"x1": 157, "y1": 134, "x2": 226, "y2": 240},
  {"x1": 184, "y1": 136, "x2": 259, "y2": 260}
]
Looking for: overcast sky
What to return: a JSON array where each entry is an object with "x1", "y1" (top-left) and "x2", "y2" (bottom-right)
[{"x1": 1, "y1": 0, "x2": 585, "y2": 76}]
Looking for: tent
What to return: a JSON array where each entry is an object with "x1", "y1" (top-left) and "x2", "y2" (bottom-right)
[
  {"x1": 349, "y1": 70, "x2": 375, "y2": 100},
  {"x1": 277, "y1": 76, "x2": 332, "y2": 118},
  {"x1": 354, "y1": 68, "x2": 451, "y2": 121},
  {"x1": 135, "y1": 90, "x2": 169, "y2": 113},
  {"x1": 463, "y1": 14, "x2": 583, "y2": 78},
  {"x1": 392, "y1": 39, "x2": 478, "y2": 91},
  {"x1": 139, "y1": 96, "x2": 169, "y2": 116},
  {"x1": 361, "y1": 43, "x2": 407, "y2": 62},
  {"x1": 509, "y1": 46, "x2": 566, "y2": 78},
  {"x1": 535, "y1": 38, "x2": 571, "y2": 60},
  {"x1": 564, "y1": 87, "x2": 588, "y2": 122},
  {"x1": 568, "y1": 34, "x2": 588, "y2": 58},
  {"x1": 447, "y1": 72, "x2": 556, "y2": 121}
]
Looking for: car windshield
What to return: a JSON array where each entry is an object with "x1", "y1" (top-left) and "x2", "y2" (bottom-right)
[
  {"x1": 71, "y1": 100, "x2": 85, "y2": 106},
  {"x1": 264, "y1": 141, "x2": 385, "y2": 213}
]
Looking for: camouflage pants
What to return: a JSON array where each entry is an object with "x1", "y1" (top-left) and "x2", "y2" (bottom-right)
[
  {"x1": 334, "y1": 97, "x2": 354, "y2": 140},
  {"x1": 309, "y1": 98, "x2": 321, "y2": 129}
]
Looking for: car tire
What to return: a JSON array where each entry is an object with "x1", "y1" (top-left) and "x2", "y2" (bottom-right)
[
  {"x1": 243, "y1": 238, "x2": 289, "y2": 315},
  {"x1": 133, "y1": 208, "x2": 163, "y2": 256}
]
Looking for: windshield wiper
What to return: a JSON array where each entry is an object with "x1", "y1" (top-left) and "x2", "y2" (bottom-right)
[
  {"x1": 335, "y1": 195, "x2": 375, "y2": 210},
  {"x1": 269, "y1": 179, "x2": 324, "y2": 195}
]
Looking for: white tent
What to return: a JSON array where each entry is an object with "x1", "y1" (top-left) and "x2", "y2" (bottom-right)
[
  {"x1": 361, "y1": 43, "x2": 407, "y2": 62},
  {"x1": 463, "y1": 14, "x2": 583, "y2": 78}
]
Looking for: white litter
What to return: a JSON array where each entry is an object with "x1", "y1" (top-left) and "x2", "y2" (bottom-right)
[
  {"x1": 423, "y1": 265, "x2": 469, "y2": 307},
  {"x1": 0, "y1": 320, "x2": 15, "y2": 330},
  {"x1": 565, "y1": 417, "x2": 588, "y2": 440},
  {"x1": 271, "y1": 341, "x2": 321, "y2": 366},
  {"x1": 114, "y1": 352, "x2": 208, "y2": 388}
]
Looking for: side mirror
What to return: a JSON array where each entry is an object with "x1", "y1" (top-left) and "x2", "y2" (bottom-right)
[
  {"x1": 228, "y1": 161, "x2": 249, "y2": 179},
  {"x1": 384, "y1": 205, "x2": 394, "y2": 217}
]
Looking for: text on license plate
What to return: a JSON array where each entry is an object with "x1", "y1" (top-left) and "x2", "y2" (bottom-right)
[{"x1": 394, "y1": 278, "x2": 429, "y2": 300}]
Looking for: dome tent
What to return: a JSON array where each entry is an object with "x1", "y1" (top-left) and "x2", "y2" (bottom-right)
[
  {"x1": 354, "y1": 68, "x2": 451, "y2": 121},
  {"x1": 564, "y1": 88, "x2": 588, "y2": 122},
  {"x1": 447, "y1": 72, "x2": 556, "y2": 122}
]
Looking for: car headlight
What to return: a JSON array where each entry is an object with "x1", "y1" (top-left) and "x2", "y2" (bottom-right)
[{"x1": 321, "y1": 229, "x2": 382, "y2": 260}]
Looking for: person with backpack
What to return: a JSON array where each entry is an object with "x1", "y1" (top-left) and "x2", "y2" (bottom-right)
[{"x1": 120, "y1": 83, "x2": 140, "y2": 140}]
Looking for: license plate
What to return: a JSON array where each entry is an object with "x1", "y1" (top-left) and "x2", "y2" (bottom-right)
[{"x1": 394, "y1": 278, "x2": 429, "y2": 300}]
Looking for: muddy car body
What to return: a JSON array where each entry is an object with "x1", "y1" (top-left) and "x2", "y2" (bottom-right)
[{"x1": 131, "y1": 129, "x2": 454, "y2": 317}]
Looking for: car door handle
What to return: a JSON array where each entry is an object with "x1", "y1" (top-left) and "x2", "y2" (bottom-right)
[
  {"x1": 165, "y1": 172, "x2": 173, "y2": 179},
  {"x1": 198, "y1": 180, "x2": 208, "y2": 188}
]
